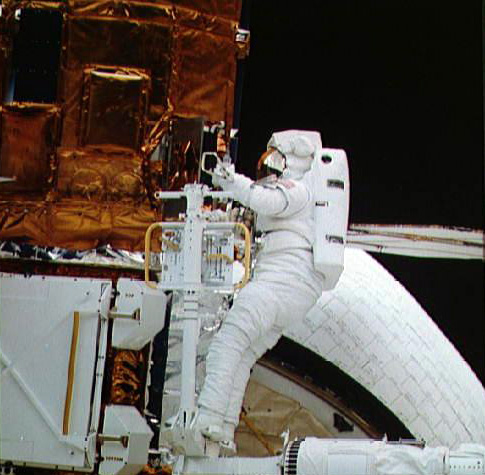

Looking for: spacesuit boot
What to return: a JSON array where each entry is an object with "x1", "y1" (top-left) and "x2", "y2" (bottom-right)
[
  {"x1": 218, "y1": 422, "x2": 237, "y2": 455},
  {"x1": 191, "y1": 408, "x2": 225, "y2": 442},
  {"x1": 191, "y1": 410, "x2": 237, "y2": 455}
]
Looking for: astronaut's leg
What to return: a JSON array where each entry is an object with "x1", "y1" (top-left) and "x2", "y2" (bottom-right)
[
  {"x1": 196, "y1": 248, "x2": 324, "y2": 442},
  {"x1": 223, "y1": 328, "x2": 281, "y2": 432},
  {"x1": 195, "y1": 281, "x2": 277, "y2": 440},
  {"x1": 222, "y1": 264, "x2": 324, "y2": 438}
]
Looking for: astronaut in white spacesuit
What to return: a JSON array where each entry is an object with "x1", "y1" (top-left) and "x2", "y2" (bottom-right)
[{"x1": 194, "y1": 130, "x2": 326, "y2": 446}]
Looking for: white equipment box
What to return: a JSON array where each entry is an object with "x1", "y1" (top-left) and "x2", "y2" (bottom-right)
[
  {"x1": 0, "y1": 274, "x2": 163, "y2": 474},
  {"x1": 0, "y1": 274, "x2": 112, "y2": 470}
]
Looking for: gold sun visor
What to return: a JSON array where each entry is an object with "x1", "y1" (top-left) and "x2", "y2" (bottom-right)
[
  {"x1": 256, "y1": 148, "x2": 285, "y2": 180},
  {"x1": 0, "y1": 0, "x2": 245, "y2": 250}
]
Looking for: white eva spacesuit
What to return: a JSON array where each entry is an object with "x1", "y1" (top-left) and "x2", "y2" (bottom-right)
[{"x1": 195, "y1": 130, "x2": 328, "y2": 445}]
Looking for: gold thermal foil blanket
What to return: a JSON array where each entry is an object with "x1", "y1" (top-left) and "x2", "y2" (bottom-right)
[
  {"x1": 110, "y1": 349, "x2": 146, "y2": 406},
  {"x1": 176, "y1": 5, "x2": 237, "y2": 38},
  {"x1": 0, "y1": 34, "x2": 6, "y2": 104},
  {"x1": 173, "y1": 26, "x2": 236, "y2": 126},
  {"x1": 0, "y1": 203, "x2": 51, "y2": 243},
  {"x1": 173, "y1": 0, "x2": 241, "y2": 21},
  {"x1": 67, "y1": 0, "x2": 242, "y2": 22},
  {"x1": 62, "y1": 16, "x2": 172, "y2": 146},
  {"x1": 0, "y1": 0, "x2": 244, "y2": 250},
  {"x1": 80, "y1": 68, "x2": 150, "y2": 151},
  {"x1": 50, "y1": 202, "x2": 160, "y2": 250},
  {"x1": 0, "y1": 202, "x2": 160, "y2": 250},
  {"x1": 236, "y1": 379, "x2": 332, "y2": 457},
  {"x1": 0, "y1": 103, "x2": 59, "y2": 194},
  {"x1": 57, "y1": 148, "x2": 145, "y2": 201}
]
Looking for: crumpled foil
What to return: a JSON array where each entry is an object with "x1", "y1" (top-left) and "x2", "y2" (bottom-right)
[
  {"x1": 0, "y1": 0, "x2": 243, "y2": 250},
  {"x1": 110, "y1": 349, "x2": 147, "y2": 407}
]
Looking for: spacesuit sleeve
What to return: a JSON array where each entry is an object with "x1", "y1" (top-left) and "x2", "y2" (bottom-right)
[{"x1": 220, "y1": 172, "x2": 310, "y2": 217}]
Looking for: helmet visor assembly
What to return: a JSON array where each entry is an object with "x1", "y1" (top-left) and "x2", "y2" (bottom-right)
[
  {"x1": 256, "y1": 147, "x2": 285, "y2": 179},
  {"x1": 257, "y1": 131, "x2": 322, "y2": 179}
]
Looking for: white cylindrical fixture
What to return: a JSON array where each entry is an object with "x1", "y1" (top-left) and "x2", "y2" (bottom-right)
[{"x1": 283, "y1": 438, "x2": 485, "y2": 475}]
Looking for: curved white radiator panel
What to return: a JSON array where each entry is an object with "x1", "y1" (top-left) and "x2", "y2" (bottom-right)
[{"x1": 284, "y1": 248, "x2": 485, "y2": 447}]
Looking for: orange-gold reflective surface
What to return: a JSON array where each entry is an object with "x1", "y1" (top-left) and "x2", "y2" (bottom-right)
[
  {"x1": 110, "y1": 349, "x2": 146, "y2": 407},
  {"x1": 176, "y1": 5, "x2": 236, "y2": 37},
  {"x1": 173, "y1": 0, "x2": 241, "y2": 21},
  {"x1": 65, "y1": 16, "x2": 173, "y2": 122},
  {"x1": 0, "y1": 202, "x2": 160, "y2": 250},
  {"x1": 0, "y1": 0, "x2": 244, "y2": 250},
  {"x1": 0, "y1": 32, "x2": 6, "y2": 104},
  {"x1": 140, "y1": 464, "x2": 173, "y2": 475},
  {"x1": 0, "y1": 103, "x2": 60, "y2": 195},
  {"x1": 57, "y1": 148, "x2": 145, "y2": 201},
  {"x1": 67, "y1": 0, "x2": 241, "y2": 22},
  {"x1": 80, "y1": 67, "x2": 150, "y2": 151},
  {"x1": 0, "y1": 203, "x2": 51, "y2": 243},
  {"x1": 171, "y1": 26, "x2": 236, "y2": 127},
  {"x1": 49, "y1": 202, "x2": 160, "y2": 250}
]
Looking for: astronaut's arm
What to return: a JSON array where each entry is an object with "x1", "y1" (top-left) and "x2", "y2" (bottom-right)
[{"x1": 216, "y1": 172, "x2": 309, "y2": 217}]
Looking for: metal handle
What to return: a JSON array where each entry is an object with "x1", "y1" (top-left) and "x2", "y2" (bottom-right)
[
  {"x1": 98, "y1": 434, "x2": 129, "y2": 448},
  {"x1": 63, "y1": 311, "x2": 80, "y2": 435},
  {"x1": 144, "y1": 222, "x2": 163, "y2": 290},
  {"x1": 201, "y1": 152, "x2": 220, "y2": 176},
  {"x1": 234, "y1": 223, "x2": 251, "y2": 289}
]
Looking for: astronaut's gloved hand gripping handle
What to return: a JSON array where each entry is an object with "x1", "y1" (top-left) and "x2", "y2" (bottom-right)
[
  {"x1": 201, "y1": 152, "x2": 234, "y2": 181},
  {"x1": 202, "y1": 152, "x2": 253, "y2": 205}
]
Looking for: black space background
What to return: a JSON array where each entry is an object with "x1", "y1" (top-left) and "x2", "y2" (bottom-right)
[{"x1": 236, "y1": 1, "x2": 485, "y2": 383}]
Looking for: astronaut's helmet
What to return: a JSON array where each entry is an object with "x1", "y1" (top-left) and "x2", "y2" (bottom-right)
[
  {"x1": 256, "y1": 147, "x2": 285, "y2": 179},
  {"x1": 257, "y1": 130, "x2": 322, "y2": 179}
]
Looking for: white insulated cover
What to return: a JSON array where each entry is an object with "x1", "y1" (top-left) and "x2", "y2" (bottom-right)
[
  {"x1": 311, "y1": 148, "x2": 350, "y2": 289},
  {"x1": 112, "y1": 279, "x2": 167, "y2": 350}
]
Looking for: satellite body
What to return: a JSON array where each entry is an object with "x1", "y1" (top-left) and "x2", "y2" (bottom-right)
[{"x1": 0, "y1": 0, "x2": 246, "y2": 249}]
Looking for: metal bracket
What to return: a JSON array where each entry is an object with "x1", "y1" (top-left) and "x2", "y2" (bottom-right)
[
  {"x1": 98, "y1": 434, "x2": 129, "y2": 449},
  {"x1": 108, "y1": 308, "x2": 141, "y2": 321},
  {"x1": 235, "y1": 28, "x2": 250, "y2": 58}
]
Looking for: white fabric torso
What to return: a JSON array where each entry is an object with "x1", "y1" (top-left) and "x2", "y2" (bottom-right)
[{"x1": 255, "y1": 172, "x2": 314, "y2": 250}]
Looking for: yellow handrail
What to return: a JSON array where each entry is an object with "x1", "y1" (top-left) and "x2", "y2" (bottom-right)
[
  {"x1": 206, "y1": 253, "x2": 234, "y2": 264},
  {"x1": 234, "y1": 222, "x2": 251, "y2": 290},
  {"x1": 144, "y1": 222, "x2": 164, "y2": 290},
  {"x1": 144, "y1": 221, "x2": 251, "y2": 290},
  {"x1": 63, "y1": 311, "x2": 80, "y2": 435}
]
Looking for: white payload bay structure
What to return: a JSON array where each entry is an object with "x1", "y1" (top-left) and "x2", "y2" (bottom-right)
[
  {"x1": 1, "y1": 172, "x2": 485, "y2": 474},
  {"x1": 0, "y1": 273, "x2": 165, "y2": 474}
]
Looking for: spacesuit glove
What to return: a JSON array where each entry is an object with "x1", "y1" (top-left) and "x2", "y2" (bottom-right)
[
  {"x1": 217, "y1": 172, "x2": 253, "y2": 206},
  {"x1": 212, "y1": 162, "x2": 235, "y2": 188}
]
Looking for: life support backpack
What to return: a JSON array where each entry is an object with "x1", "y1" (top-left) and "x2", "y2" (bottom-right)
[{"x1": 311, "y1": 147, "x2": 350, "y2": 290}]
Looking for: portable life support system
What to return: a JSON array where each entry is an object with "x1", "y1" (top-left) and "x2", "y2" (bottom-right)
[
  {"x1": 310, "y1": 146, "x2": 350, "y2": 290},
  {"x1": 265, "y1": 129, "x2": 350, "y2": 290}
]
